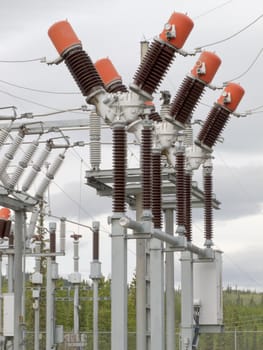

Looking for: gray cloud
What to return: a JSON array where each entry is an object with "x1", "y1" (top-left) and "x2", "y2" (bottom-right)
[{"x1": 222, "y1": 247, "x2": 263, "y2": 291}]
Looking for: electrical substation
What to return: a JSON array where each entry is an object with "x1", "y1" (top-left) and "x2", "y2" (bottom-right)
[{"x1": 0, "y1": 9, "x2": 247, "y2": 350}]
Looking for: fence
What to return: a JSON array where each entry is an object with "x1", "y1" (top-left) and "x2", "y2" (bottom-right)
[{"x1": 17, "y1": 330, "x2": 263, "y2": 349}]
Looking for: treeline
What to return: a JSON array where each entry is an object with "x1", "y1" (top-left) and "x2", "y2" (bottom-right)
[{"x1": 2, "y1": 275, "x2": 263, "y2": 349}]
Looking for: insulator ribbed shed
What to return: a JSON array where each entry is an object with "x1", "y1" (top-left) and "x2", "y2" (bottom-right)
[
  {"x1": 196, "y1": 83, "x2": 245, "y2": 150},
  {"x1": 152, "y1": 150, "x2": 162, "y2": 229},
  {"x1": 132, "y1": 12, "x2": 194, "y2": 97},
  {"x1": 185, "y1": 171, "x2": 192, "y2": 242},
  {"x1": 95, "y1": 58, "x2": 128, "y2": 93},
  {"x1": 175, "y1": 150, "x2": 185, "y2": 228},
  {"x1": 141, "y1": 124, "x2": 153, "y2": 211},
  {"x1": 112, "y1": 124, "x2": 127, "y2": 213},
  {"x1": 170, "y1": 51, "x2": 221, "y2": 128},
  {"x1": 48, "y1": 21, "x2": 105, "y2": 98}
]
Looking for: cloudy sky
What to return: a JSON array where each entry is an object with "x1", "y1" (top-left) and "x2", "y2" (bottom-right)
[{"x1": 0, "y1": 0, "x2": 263, "y2": 290}]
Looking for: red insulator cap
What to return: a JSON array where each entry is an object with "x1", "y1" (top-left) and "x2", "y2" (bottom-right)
[
  {"x1": 217, "y1": 83, "x2": 245, "y2": 111},
  {"x1": 159, "y1": 12, "x2": 194, "y2": 49},
  {"x1": 0, "y1": 207, "x2": 11, "y2": 220},
  {"x1": 95, "y1": 58, "x2": 121, "y2": 86},
  {"x1": 48, "y1": 20, "x2": 82, "y2": 55},
  {"x1": 190, "y1": 51, "x2": 221, "y2": 84}
]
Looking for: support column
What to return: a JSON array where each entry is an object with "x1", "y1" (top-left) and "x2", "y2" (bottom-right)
[
  {"x1": 180, "y1": 251, "x2": 193, "y2": 350},
  {"x1": 164, "y1": 209, "x2": 175, "y2": 350},
  {"x1": 111, "y1": 214, "x2": 127, "y2": 350},
  {"x1": 135, "y1": 193, "x2": 147, "y2": 350},
  {"x1": 150, "y1": 236, "x2": 164, "y2": 350},
  {"x1": 46, "y1": 222, "x2": 57, "y2": 350},
  {"x1": 13, "y1": 210, "x2": 24, "y2": 350},
  {"x1": 90, "y1": 221, "x2": 102, "y2": 350}
]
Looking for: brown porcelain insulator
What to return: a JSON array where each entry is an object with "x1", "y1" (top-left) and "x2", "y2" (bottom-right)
[
  {"x1": 204, "y1": 173, "x2": 213, "y2": 241},
  {"x1": 197, "y1": 104, "x2": 230, "y2": 149},
  {"x1": 176, "y1": 151, "x2": 185, "y2": 227},
  {"x1": 0, "y1": 220, "x2": 11, "y2": 239},
  {"x1": 112, "y1": 125, "x2": 126, "y2": 213},
  {"x1": 9, "y1": 232, "x2": 14, "y2": 248},
  {"x1": 152, "y1": 152, "x2": 162, "y2": 229},
  {"x1": 170, "y1": 76, "x2": 205, "y2": 126},
  {"x1": 185, "y1": 172, "x2": 192, "y2": 242},
  {"x1": 141, "y1": 127, "x2": 152, "y2": 210},
  {"x1": 106, "y1": 80, "x2": 128, "y2": 93},
  {"x1": 64, "y1": 48, "x2": 105, "y2": 97},
  {"x1": 133, "y1": 39, "x2": 176, "y2": 96},
  {"x1": 50, "y1": 229, "x2": 56, "y2": 261},
  {"x1": 149, "y1": 111, "x2": 162, "y2": 122},
  {"x1": 93, "y1": 228, "x2": 99, "y2": 260}
]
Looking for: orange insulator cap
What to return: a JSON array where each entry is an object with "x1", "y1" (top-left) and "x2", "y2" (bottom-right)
[
  {"x1": 48, "y1": 20, "x2": 81, "y2": 55},
  {"x1": 190, "y1": 51, "x2": 221, "y2": 84},
  {"x1": 217, "y1": 83, "x2": 245, "y2": 111},
  {"x1": 95, "y1": 58, "x2": 121, "y2": 86},
  {"x1": 144, "y1": 101, "x2": 155, "y2": 107},
  {"x1": 159, "y1": 12, "x2": 194, "y2": 49},
  {"x1": 0, "y1": 207, "x2": 11, "y2": 220}
]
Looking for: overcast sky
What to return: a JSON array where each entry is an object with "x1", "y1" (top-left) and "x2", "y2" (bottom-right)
[{"x1": 0, "y1": 0, "x2": 263, "y2": 290}]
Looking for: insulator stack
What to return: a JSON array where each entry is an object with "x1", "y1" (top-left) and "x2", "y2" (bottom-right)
[
  {"x1": 89, "y1": 111, "x2": 101, "y2": 170},
  {"x1": 92, "y1": 222, "x2": 100, "y2": 260},
  {"x1": 184, "y1": 124, "x2": 193, "y2": 147},
  {"x1": 204, "y1": 171, "x2": 213, "y2": 243},
  {"x1": 27, "y1": 207, "x2": 39, "y2": 239},
  {"x1": 141, "y1": 123, "x2": 152, "y2": 211},
  {"x1": 196, "y1": 104, "x2": 230, "y2": 149},
  {"x1": 132, "y1": 40, "x2": 176, "y2": 96},
  {"x1": 132, "y1": 12, "x2": 194, "y2": 97},
  {"x1": 64, "y1": 50, "x2": 105, "y2": 97},
  {"x1": 112, "y1": 124, "x2": 126, "y2": 213},
  {"x1": 95, "y1": 57, "x2": 128, "y2": 93},
  {"x1": 170, "y1": 76, "x2": 205, "y2": 126},
  {"x1": 175, "y1": 149, "x2": 185, "y2": 228},
  {"x1": 0, "y1": 130, "x2": 24, "y2": 175},
  {"x1": 35, "y1": 153, "x2": 65, "y2": 199},
  {"x1": 185, "y1": 171, "x2": 192, "y2": 242},
  {"x1": 170, "y1": 51, "x2": 221, "y2": 128},
  {"x1": 0, "y1": 220, "x2": 11, "y2": 239},
  {"x1": 152, "y1": 150, "x2": 162, "y2": 229},
  {"x1": 22, "y1": 142, "x2": 52, "y2": 192},
  {"x1": 7, "y1": 140, "x2": 39, "y2": 189},
  {"x1": 160, "y1": 103, "x2": 170, "y2": 117},
  {"x1": 196, "y1": 82, "x2": 245, "y2": 150},
  {"x1": 48, "y1": 21, "x2": 105, "y2": 98},
  {"x1": 149, "y1": 110, "x2": 162, "y2": 122},
  {"x1": 0, "y1": 128, "x2": 10, "y2": 148},
  {"x1": 49, "y1": 222, "x2": 56, "y2": 261},
  {"x1": 60, "y1": 218, "x2": 66, "y2": 253},
  {"x1": 9, "y1": 232, "x2": 14, "y2": 248}
]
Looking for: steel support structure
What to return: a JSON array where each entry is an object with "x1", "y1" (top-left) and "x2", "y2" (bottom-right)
[
  {"x1": 180, "y1": 250, "x2": 194, "y2": 350},
  {"x1": 135, "y1": 194, "x2": 147, "y2": 350},
  {"x1": 111, "y1": 214, "x2": 128, "y2": 350},
  {"x1": 13, "y1": 210, "x2": 24, "y2": 350},
  {"x1": 150, "y1": 236, "x2": 165, "y2": 350},
  {"x1": 164, "y1": 209, "x2": 175, "y2": 350}
]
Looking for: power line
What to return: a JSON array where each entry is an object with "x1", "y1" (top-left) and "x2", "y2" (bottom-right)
[
  {"x1": 0, "y1": 88, "x2": 87, "y2": 115},
  {"x1": 194, "y1": 0, "x2": 233, "y2": 20},
  {"x1": 0, "y1": 78, "x2": 80, "y2": 95},
  {"x1": 0, "y1": 57, "x2": 46, "y2": 63},
  {"x1": 195, "y1": 13, "x2": 263, "y2": 50},
  {"x1": 224, "y1": 47, "x2": 263, "y2": 83}
]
